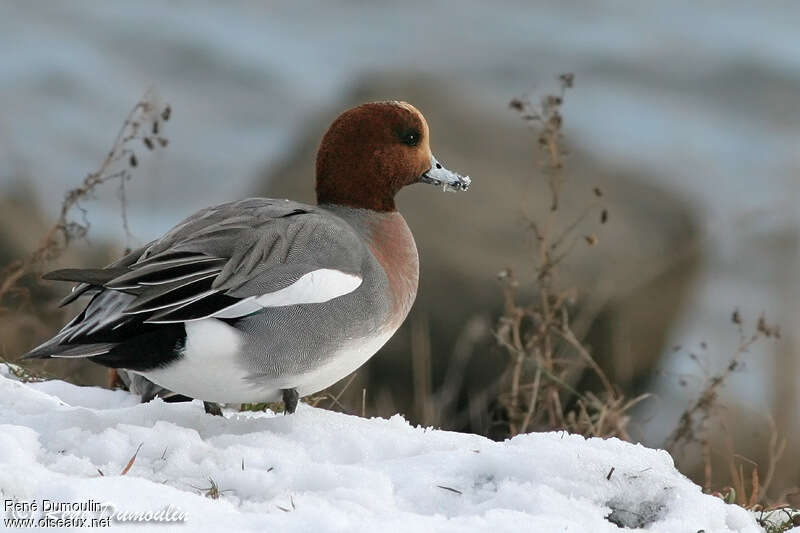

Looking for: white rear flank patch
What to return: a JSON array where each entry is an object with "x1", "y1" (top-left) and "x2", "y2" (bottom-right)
[
  {"x1": 211, "y1": 268, "x2": 362, "y2": 319},
  {"x1": 138, "y1": 318, "x2": 257, "y2": 403},
  {"x1": 137, "y1": 323, "x2": 398, "y2": 404}
]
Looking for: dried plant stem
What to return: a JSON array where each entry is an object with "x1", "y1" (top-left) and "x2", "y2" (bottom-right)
[
  {"x1": 665, "y1": 320, "x2": 774, "y2": 453},
  {"x1": 0, "y1": 92, "x2": 170, "y2": 310},
  {"x1": 759, "y1": 417, "x2": 787, "y2": 502},
  {"x1": 497, "y1": 74, "x2": 636, "y2": 440},
  {"x1": 668, "y1": 313, "x2": 785, "y2": 507},
  {"x1": 555, "y1": 325, "x2": 614, "y2": 394},
  {"x1": 519, "y1": 368, "x2": 542, "y2": 434}
]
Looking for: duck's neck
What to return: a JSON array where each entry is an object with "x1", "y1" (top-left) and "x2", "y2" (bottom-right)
[{"x1": 321, "y1": 204, "x2": 419, "y2": 324}]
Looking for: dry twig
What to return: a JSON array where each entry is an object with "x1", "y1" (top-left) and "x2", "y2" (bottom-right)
[
  {"x1": 496, "y1": 74, "x2": 637, "y2": 439},
  {"x1": 0, "y1": 92, "x2": 170, "y2": 312}
]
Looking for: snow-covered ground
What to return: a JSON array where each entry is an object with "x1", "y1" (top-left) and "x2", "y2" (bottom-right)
[{"x1": 0, "y1": 369, "x2": 767, "y2": 532}]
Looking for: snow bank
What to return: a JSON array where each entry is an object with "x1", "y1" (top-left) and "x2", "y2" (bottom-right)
[{"x1": 0, "y1": 370, "x2": 761, "y2": 532}]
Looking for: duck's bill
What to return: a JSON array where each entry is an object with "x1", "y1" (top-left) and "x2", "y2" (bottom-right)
[{"x1": 420, "y1": 155, "x2": 471, "y2": 192}]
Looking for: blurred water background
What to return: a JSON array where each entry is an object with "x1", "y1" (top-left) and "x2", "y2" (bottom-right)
[{"x1": 1, "y1": 1, "x2": 798, "y2": 495}]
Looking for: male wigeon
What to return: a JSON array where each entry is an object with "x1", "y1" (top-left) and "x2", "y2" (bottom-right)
[{"x1": 24, "y1": 101, "x2": 470, "y2": 415}]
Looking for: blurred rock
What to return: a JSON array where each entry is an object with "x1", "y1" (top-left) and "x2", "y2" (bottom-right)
[{"x1": 255, "y1": 72, "x2": 701, "y2": 432}]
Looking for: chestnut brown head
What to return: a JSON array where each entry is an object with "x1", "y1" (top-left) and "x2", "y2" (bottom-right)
[{"x1": 315, "y1": 101, "x2": 469, "y2": 211}]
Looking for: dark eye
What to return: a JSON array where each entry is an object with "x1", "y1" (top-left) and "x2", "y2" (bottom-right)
[{"x1": 401, "y1": 129, "x2": 420, "y2": 147}]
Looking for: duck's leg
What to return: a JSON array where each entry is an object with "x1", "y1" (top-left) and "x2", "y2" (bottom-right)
[
  {"x1": 203, "y1": 401, "x2": 223, "y2": 416},
  {"x1": 282, "y1": 388, "x2": 299, "y2": 414},
  {"x1": 141, "y1": 388, "x2": 159, "y2": 404},
  {"x1": 107, "y1": 369, "x2": 124, "y2": 390}
]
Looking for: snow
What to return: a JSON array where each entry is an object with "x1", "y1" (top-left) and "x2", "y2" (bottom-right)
[{"x1": 0, "y1": 369, "x2": 763, "y2": 532}]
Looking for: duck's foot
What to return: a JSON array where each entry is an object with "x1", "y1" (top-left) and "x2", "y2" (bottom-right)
[
  {"x1": 282, "y1": 388, "x2": 299, "y2": 415},
  {"x1": 203, "y1": 401, "x2": 224, "y2": 416}
]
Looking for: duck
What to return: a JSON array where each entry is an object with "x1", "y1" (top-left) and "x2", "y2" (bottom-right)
[{"x1": 23, "y1": 101, "x2": 470, "y2": 415}]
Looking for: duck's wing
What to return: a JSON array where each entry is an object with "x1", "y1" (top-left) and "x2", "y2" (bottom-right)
[{"x1": 24, "y1": 198, "x2": 365, "y2": 362}]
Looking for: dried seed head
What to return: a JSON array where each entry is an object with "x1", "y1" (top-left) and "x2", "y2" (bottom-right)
[
  {"x1": 548, "y1": 111, "x2": 562, "y2": 129},
  {"x1": 152, "y1": 121, "x2": 159, "y2": 135},
  {"x1": 755, "y1": 314, "x2": 780, "y2": 338},
  {"x1": 161, "y1": 105, "x2": 171, "y2": 121},
  {"x1": 600, "y1": 209, "x2": 608, "y2": 224},
  {"x1": 157, "y1": 137, "x2": 168, "y2": 147},
  {"x1": 559, "y1": 73, "x2": 575, "y2": 88},
  {"x1": 509, "y1": 98, "x2": 525, "y2": 111},
  {"x1": 129, "y1": 154, "x2": 138, "y2": 167},
  {"x1": 731, "y1": 309, "x2": 742, "y2": 325},
  {"x1": 584, "y1": 235, "x2": 597, "y2": 246},
  {"x1": 143, "y1": 137, "x2": 154, "y2": 150},
  {"x1": 544, "y1": 95, "x2": 562, "y2": 107},
  {"x1": 593, "y1": 187, "x2": 603, "y2": 197}
]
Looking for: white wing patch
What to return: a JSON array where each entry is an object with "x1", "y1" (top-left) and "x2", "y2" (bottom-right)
[{"x1": 211, "y1": 269, "x2": 362, "y2": 319}]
